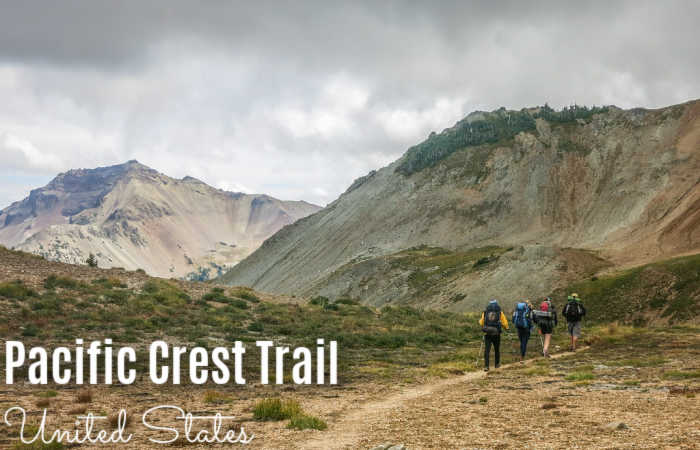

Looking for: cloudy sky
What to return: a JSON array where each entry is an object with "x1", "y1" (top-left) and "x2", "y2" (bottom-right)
[{"x1": 1, "y1": 1, "x2": 699, "y2": 208}]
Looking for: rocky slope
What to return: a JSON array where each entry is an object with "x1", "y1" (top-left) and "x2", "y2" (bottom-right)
[
  {"x1": 0, "y1": 161, "x2": 320, "y2": 278},
  {"x1": 221, "y1": 100, "x2": 700, "y2": 310}
]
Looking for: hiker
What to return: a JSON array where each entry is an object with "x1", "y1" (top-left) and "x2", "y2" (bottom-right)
[
  {"x1": 512, "y1": 300, "x2": 534, "y2": 362},
  {"x1": 533, "y1": 297, "x2": 557, "y2": 357},
  {"x1": 562, "y1": 293, "x2": 586, "y2": 351},
  {"x1": 479, "y1": 299, "x2": 509, "y2": 371}
]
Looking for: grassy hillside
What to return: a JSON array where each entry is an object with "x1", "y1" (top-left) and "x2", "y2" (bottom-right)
[
  {"x1": 309, "y1": 245, "x2": 611, "y2": 311},
  {"x1": 0, "y1": 245, "x2": 489, "y2": 383},
  {"x1": 555, "y1": 253, "x2": 700, "y2": 325}
]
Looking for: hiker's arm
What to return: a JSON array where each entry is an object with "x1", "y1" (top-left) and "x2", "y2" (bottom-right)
[
  {"x1": 479, "y1": 312, "x2": 484, "y2": 326},
  {"x1": 500, "y1": 311, "x2": 509, "y2": 330}
]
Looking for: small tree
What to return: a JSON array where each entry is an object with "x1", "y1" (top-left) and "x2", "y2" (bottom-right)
[{"x1": 86, "y1": 253, "x2": 98, "y2": 268}]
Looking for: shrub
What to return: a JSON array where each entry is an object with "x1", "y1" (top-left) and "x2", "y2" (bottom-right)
[
  {"x1": 565, "y1": 371, "x2": 595, "y2": 381},
  {"x1": 0, "y1": 280, "x2": 36, "y2": 299},
  {"x1": 247, "y1": 322, "x2": 263, "y2": 332},
  {"x1": 309, "y1": 296, "x2": 329, "y2": 306},
  {"x1": 12, "y1": 439, "x2": 64, "y2": 449},
  {"x1": 76, "y1": 391, "x2": 92, "y2": 403},
  {"x1": 22, "y1": 324, "x2": 39, "y2": 337},
  {"x1": 91, "y1": 278, "x2": 127, "y2": 289},
  {"x1": 663, "y1": 370, "x2": 700, "y2": 380},
  {"x1": 287, "y1": 414, "x2": 327, "y2": 431},
  {"x1": 44, "y1": 275, "x2": 79, "y2": 290},
  {"x1": 86, "y1": 253, "x2": 98, "y2": 267},
  {"x1": 473, "y1": 257, "x2": 490, "y2": 268},
  {"x1": 37, "y1": 390, "x2": 58, "y2": 398},
  {"x1": 335, "y1": 297, "x2": 359, "y2": 305},
  {"x1": 203, "y1": 390, "x2": 231, "y2": 404},
  {"x1": 252, "y1": 398, "x2": 301, "y2": 421},
  {"x1": 108, "y1": 411, "x2": 131, "y2": 428}
]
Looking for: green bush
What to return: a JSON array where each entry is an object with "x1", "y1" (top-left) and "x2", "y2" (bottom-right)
[
  {"x1": 565, "y1": 371, "x2": 595, "y2": 381},
  {"x1": 309, "y1": 296, "x2": 329, "y2": 306},
  {"x1": 287, "y1": 414, "x2": 327, "y2": 431},
  {"x1": 44, "y1": 275, "x2": 79, "y2": 290},
  {"x1": 247, "y1": 322, "x2": 263, "y2": 332},
  {"x1": 22, "y1": 324, "x2": 39, "y2": 337},
  {"x1": 0, "y1": 280, "x2": 37, "y2": 299},
  {"x1": 252, "y1": 398, "x2": 301, "y2": 421}
]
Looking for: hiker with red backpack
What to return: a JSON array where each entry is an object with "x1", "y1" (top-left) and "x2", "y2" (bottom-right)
[
  {"x1": 512, "y1": 300, "x2": 534, "y2": 362},
  {"x1": 562, "y1": 293, "x2": 586, "y2": 351},
  {"x1": 533, "y1": 297, "x2": 557, "y2": 357},
  {"x1": 479, "y1": 299, "x2": 509, "y2": 371}
]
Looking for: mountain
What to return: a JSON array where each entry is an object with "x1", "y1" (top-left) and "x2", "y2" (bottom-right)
[
  {"x1": 220, "y1": 99, "x2": 700, "y2": 311},
  {"x1": 0, "y1": 161, "x2": 321, "y2": 278}
]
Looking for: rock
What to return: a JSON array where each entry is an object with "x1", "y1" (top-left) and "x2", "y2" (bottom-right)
[
  {"x1": 604, "y1": 421, "x2": 629, "y2": 431},
  {"x1": 387, "y1": 445, "x2": 406, "y2": 450},
  {"x1": 370, "y1": 444, "x2": 391, "y2": 450}
]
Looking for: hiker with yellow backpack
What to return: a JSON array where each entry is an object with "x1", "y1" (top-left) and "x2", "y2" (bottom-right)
[{"x1": 479, "y1": 299, "x2": 509, "y2": 371}]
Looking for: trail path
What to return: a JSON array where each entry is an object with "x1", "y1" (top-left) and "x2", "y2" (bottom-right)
[{"x1": 302, "y1": 348, "x2": 588, "y2": 449}]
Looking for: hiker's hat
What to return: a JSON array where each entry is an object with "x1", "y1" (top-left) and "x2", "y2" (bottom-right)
[{"x1": 572, "y1": 293, "x2": 579, "y2": 298}]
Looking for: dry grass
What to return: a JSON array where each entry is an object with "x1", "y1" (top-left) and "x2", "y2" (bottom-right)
[
  {"x1": 203, "y1": 390, "x2": 232, "y2": 404},
  {"x1": 76, "y1": 390, "x2": 92, "y2": 403},
  {"x1": 108, "y1": 411, "x2": 131, "y2": 428},
  {"x1": 67, "y1": 406, "x2": 87, "y2": 415}
]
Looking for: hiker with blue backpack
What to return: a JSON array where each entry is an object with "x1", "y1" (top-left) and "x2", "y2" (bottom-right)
[
  {"x1": 512, "y1": 300, "x2": 534, "y2": 362},
  {"x1": 479, "y1": 299, "x2": 509, "y2": 371}
]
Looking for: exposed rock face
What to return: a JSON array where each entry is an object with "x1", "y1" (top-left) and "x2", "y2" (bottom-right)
[
  {"x1": 221, "y1": 100, "x2": 700, "y2": 311},
  {"x1": 0, "y1": 161, "x2": 320, "y2": 278}
]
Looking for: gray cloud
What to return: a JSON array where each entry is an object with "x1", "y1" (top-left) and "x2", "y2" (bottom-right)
[{"x1": 0, "y1": 0, "x2": 699, "y2": 208}]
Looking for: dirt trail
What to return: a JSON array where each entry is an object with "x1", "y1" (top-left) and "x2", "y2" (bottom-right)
[{"x1": 302, "y1": 348, "x2": 587, "y2": 449}]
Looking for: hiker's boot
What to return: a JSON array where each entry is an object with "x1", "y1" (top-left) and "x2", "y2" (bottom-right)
[
  {"x1": 495, "y1": 364, "x2": 500, "y2": 369},
  {"x1": 484, "y1": 367, "x2": 489, "y2": 372}
]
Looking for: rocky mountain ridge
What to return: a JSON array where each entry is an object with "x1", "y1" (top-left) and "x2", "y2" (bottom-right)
[
  {"x1": 0, "y1": 160, "x2": 321, "y2": 278},
  {"x1": 221, "y1": 99, "x2": 700, "y2": 311}
]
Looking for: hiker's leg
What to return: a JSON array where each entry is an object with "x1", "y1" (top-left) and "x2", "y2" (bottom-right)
[
  {"x1": 494, "y1": 334, "x2": 501, "y2": 367},
  {"x1": 518, "y1": 328, "x2": 528, "y2": 357},
  {"x1": 573, "y1": 321, "x2": 581, "y2": 349},
  {"x1": 544, "y1": 333, "x2": 551, "y2": 354},
  {"x1": 484, "y1": 335, "x2": 491, "y2": 368},
  {"x1": 522, "y1": 329, "x2": 530, "y2": 357},
  {"x1": 571, "y1": 321, "x2": 581, "y2": 350}
]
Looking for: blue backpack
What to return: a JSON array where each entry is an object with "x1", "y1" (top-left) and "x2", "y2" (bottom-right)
[{"x1": 513, "y1": 302, "x2": 531, "y2": 329}]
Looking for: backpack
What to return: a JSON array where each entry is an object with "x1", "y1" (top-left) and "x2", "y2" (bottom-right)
[
  {"x1": 563, "y1": 300, "x2": 585, "y2": 322},
  {"x1": 513, "y1": 302, "x2": 530, "y2": 329},
  {"x1": 483, "y1": 302, "x2": 502, "y2": 335},
  {"x1": 533, "y1": 300, "x2": 554, "y2": 327}
]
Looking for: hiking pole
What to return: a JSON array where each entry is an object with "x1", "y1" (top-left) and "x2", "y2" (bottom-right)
[{"x1": 475, "y1": 339, "x2": 484, "y2": 368}]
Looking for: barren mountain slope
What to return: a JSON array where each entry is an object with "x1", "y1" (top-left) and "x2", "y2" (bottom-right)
[
  {"x1": 0, "y1": 161, "x2": 320, "y2": 278},
  {"x1": 221, "y1": 100, "x2": 700, "y2": 309}
]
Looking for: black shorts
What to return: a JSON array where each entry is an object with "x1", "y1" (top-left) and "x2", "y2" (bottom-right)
[{"x1": 539, "y1": 324, "x2": 553, "y2": 334}]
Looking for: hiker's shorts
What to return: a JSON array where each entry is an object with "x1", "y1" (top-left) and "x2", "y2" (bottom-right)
[{"x1": 567, "y1": 321, "x2": 582, "y2": 337}]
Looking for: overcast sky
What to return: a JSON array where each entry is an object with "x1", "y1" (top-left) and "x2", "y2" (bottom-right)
[{"x1": 1, "y1": 1, "x2": 699, "y2": 208}]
